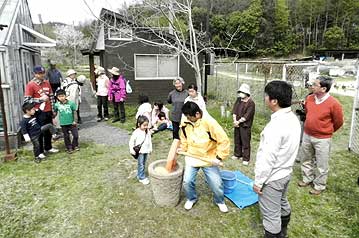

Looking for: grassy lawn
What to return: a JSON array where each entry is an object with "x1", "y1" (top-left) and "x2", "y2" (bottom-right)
[{"x1": 0, "y1": 94, "x2": 358, "y2": 238}]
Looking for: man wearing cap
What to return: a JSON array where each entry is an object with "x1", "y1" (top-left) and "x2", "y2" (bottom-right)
[
  {"x1": 46, "y1": 60, "x2": 63, "y2": 93},
  {"x1": 232, "y1": 83, "x2": 255, "y2": 165},
  {"x1": 95, "y1": 67, "x2": 110, "y2": 122},
  {"x1": 24, "y1": 65, "x2": 59, "y2": 156}
]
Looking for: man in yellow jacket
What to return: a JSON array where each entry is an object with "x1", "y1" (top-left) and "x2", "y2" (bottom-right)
[{"x1": 179, "y1": 101, "x2": 230, "y2": 213}]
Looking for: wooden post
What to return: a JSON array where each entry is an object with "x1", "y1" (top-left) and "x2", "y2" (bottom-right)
[{"x1": 89, "y1": 54, "x2": 96, "y2": 90}]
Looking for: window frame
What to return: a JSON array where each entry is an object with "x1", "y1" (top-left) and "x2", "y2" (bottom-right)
[
  {"x1": 134, "y1": 54, "x2": 180, "y2": 80},
  {"x1": 108, "y1": 27, "x2": 133, "y2": 41}
]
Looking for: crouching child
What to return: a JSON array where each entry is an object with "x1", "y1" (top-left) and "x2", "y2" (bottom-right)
[{"x1": 54, "y1": 89, "x2": 79, "y2": 154}]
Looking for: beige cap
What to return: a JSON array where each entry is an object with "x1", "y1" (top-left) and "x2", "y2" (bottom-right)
[{"x1": 108, "y1": 67, "x2": 120, "y2": 76}]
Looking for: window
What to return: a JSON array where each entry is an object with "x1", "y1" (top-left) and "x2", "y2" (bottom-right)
[
  {"x1": 108, "y1": 28, "x2": 132, "y2": 41},
  {"x1": 135, "y1": 54, "x2": 179, "y2": 80}
]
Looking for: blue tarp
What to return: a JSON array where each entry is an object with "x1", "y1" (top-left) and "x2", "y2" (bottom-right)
[{"x1": 224, "y1": 171, "x2": 258, "y2": 209}]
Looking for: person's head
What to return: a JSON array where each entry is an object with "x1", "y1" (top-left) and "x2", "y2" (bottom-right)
[
  {"x1": 311, "y1": 75, "x2": 333, "y2": 95},
  {"x1": 237, "y1": 83, "x2": 251, "y2": 99},
  {"x1": 182, "y1": 101, "x2": 202, "y2": 122},
  {"x1": 22, "y1": 102, "x2": 36, "y2": 115},
  {"x1": 56, "y1": 89, "x2": 67, "y2": 103},
  {"x1": 264, "y1": 80, "x2": 292, "y2": 112},
  {"x1": 66, "y1": 69, "x2": 77, "y2": 79},
  {"x1": 49, "y1": 60, "x2": 57, "y2": 69},
  {"x1": 76, "y1": 75, "x2": 86, "y2": 86},
  {"x1": 136, "y1": 115, "x2": 149, "y2": 131},
  {"x1": 33, "y1": 65, "x2": 46, "y2": 80},
  {"x1": 188, "y1": 84, "x2": 198, "y2": 98},
  {"x1": 173, "y1": 77, "x2": 185, "y2": 91},
  {"x1": 154, "y1": 101, "x2": 163, "y2": 111},
  {"x1": 138, "y1": 95, "x2": 149, "y2": 105},
  {"x1": 108, "y1": 67, "x2": 120, "y2": 78},
  {"x1": 158, "y1": 111, "x2": 166, "y2": 120}
]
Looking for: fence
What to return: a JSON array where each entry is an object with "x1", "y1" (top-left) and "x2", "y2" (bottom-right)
[
  {"x1": 349, "y1": 64, "x2": 359, "y2": 155},
  {"x1": 207, "y1": 61, "x2": 320, "y2": 116}
]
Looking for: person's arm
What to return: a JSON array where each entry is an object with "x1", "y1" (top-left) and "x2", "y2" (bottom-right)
[
  {"x1": 167, "y1": 91, "x2": 173, "y2": 104},
  {"x1": 20, "y1": 120, "x2": 31, "y2": 142},
  {"x1": 128, "y1": 131, "x2": 137, "y2": 155},
  {"x1": 24, "y1": 83, "x2": 47, "y2": 105},
  {"x1": 332, "y1": 101, "x2": 344, "y2": 132},
  {"x1": 242, "y1": 100, "x2": 255, "y2": 123},
  {"x1": 207, "y1": 120, "x2": 230, "y2": 160},
  {"x1": 254, "y1": 126, "x2": 281, "y2": 189},
  {"x1": 179, "y1": 124, "x2": 188, "y2": 152}
]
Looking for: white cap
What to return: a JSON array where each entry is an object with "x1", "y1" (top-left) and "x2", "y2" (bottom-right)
[
  {"x1": 66, "y1": 69, "x2": 77, "y2": 77},
  {"x1": 238, "y1": 83, "x2": 250, "y2": 95},
  {"x1": 77, "y1": 75, "x2": 86, "y2": 83}
]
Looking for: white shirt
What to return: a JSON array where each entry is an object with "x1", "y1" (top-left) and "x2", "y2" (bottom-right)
[
  {"x1": 96, "y1": 74, "x2": 110, "y2": 96},
  {"x1": 254, "y1": 107, "x2": 301, "y2": 188},
  {"x1": 129, "y1": 128, "x2": 152, "y2": 154},
  {"x1": 135, "y1": 103, "x2": 152, "y2": 127},
  {"x1": 184, "y1": 93, "x2": 208, "y2": 115},
  {"x1": 314, "y1": 93, "x2": 330, "y2": 104}
]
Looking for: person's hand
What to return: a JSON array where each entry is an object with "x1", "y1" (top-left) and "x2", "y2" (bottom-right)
[
  {"x1": 72, "y1": 121, "x2": 77, "y2": 127},
  {"x1": 40, "y1": 94, "x2": 49, "y2": 102},
  {"x1": 233, "y1": 121, "x2": 240, "y2": 127},
  {"x1": 253, "y1": 184, "x2": 263, "y2": 195},
  {"x1": 176, "y1": 147, "x2": 183, "y2": 154},
  {"x1": 23, "y1": 134, "x2": 31, "y2": 143},
  {"x1": 52, "y1": 112, "x2": 57, "y2": 118},
  {"x1": 120, "y1": 98, "x2": 124, "y2": 102},
  {"x1": 212, "y1": 158, "x2": 223, "y2": 167},
  {"x1": 108, "y1": 97, "x2": 111, "y2": 101}
]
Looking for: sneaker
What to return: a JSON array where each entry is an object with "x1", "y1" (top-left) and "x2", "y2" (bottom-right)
[
  {"x1": 97, "y1": 117, "x2": 102, "y2": 122},
  {"x1": 242, "y1": 161, "x2": 249, "y2": 166},
  {"x1": 297, "y1": 181, "x2": 312, "y2": 187},
  {"x1": 217, "y1": 203, "x2": 229, "y2": 213},
  {"x1": 184, "y1": 200, "x2": 196, "y2": 210},
  {"x1": 231, "y1": 155, "x2": 239, "y2": 160},
  {"x1": 309, "y1": 189, "x2": 323, "y2": 195},
  {"x1": 52, "y1": 134, "x2": 61, "y2": 140},
  {"x1": 139, "y1": 178, "x2": 150, "y2": 185},
  {"x1": 38, "y1": 153, "x2": 46, "y2": 159},
  {"x1": 67, "y1": 149, "x2": 74, "y2": 154},
  {"x1": 104, "y1": 117, "x2": 109, "y2": 121},
  {"x1": 74, "y1": 147, "x2": 80, "y2": 151},
  {"x1": 46, "y1": 148, "x2": 59, "y2": 153}
]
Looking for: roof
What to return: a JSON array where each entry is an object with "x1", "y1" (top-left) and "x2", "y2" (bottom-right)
[{"x1": 0, "y1": 0, "x2": 21, "y2": 44}]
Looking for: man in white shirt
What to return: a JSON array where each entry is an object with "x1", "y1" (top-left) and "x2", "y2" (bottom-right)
[{"x1": 253, "y1": 81, "x2": 301, "y2": 238}]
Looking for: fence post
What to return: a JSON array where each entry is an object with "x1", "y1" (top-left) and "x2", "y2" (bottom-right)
[
  {"x1": 282, "y1": 64, "x2": 287, "y2": 81},
  {"x1": 349, "y1": 63, "x2": 359, "y2": 152}
]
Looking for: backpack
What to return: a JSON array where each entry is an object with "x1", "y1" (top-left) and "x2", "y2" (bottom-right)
[{"x1": 126, "y1": 79, "x2": 133, "y2": 94}]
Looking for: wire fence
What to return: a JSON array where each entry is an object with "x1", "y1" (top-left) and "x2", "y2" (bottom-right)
[{"x1": 349, "y1": 63, "x2": 359, "y2": 155}]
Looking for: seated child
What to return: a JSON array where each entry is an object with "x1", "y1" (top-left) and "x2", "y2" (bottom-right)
[{"x1": 152, "y1": 111, "x2": 172, "y2": 134}]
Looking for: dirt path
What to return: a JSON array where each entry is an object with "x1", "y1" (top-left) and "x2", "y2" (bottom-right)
[{"x1": 78, "y1": 81, "x2": 129, "y2": 146}]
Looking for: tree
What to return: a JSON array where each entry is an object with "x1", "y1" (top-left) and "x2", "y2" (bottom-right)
[
  {"x1": 54, "y1": 25, "x2": 90, "y2": 67},
  {"x1": 323, "y1": 26, "x2": 345, "y2": 49}
]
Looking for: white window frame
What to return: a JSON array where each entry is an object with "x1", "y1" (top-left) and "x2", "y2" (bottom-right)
[
  {"x1": 108, "y1": 28, "x2": 133, "y2": 41},
  {"x1": 134, "y1": 54, "x2": 180, "y2": 80}
]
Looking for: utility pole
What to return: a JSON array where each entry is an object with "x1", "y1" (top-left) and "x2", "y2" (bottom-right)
[{"x1": 38, "y1": 14, "x2": 44, "y2": 34}]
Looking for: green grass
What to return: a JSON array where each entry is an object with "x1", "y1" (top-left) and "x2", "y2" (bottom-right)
[{"x1": 0, "y1": 95, "x2": 358, "y2": 237}]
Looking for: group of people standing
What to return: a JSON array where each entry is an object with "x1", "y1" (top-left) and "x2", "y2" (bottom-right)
[{"x1": 20, "y1": 62, "x2": 87, "y2": 162}]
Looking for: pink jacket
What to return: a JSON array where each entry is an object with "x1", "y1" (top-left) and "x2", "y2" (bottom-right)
[{"x1": 108, "y1": 75, "x2": 126, "y2": 102}]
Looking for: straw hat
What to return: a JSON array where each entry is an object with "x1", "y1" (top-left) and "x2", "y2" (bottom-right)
[
  {"x1": 108, "y1": 67, "x2": 120, "y2": 76},
  {"x1": 237, "y1": 83, "x2": 251, "y2": 95}
]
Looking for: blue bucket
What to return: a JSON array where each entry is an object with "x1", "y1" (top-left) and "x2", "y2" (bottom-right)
[{"x1": 220, "y1": 170, "x2": 237, "y2": 194}]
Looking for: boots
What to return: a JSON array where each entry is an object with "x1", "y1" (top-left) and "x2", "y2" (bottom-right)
[
  {"x1": 280, "y1": 213, "x2": 291, "y2": 238},
  {"x1": 264, "y1": 230, "x2": 281, "y2": 238}
]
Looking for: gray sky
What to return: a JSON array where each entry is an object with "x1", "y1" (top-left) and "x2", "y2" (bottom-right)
[{"x1": 28, "y1": 0, "x2": 138, "y2": 25}]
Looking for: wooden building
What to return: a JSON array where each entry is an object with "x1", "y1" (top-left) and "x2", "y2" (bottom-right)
[
  {"x1": 0, "y1": 0, "x2": 56, "y2": 148},
  {"x1": 82, "y1": 8, "x2": 204, "y2": 104}
]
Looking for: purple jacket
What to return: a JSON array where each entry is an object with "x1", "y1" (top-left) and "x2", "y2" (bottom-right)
[{"x1": 108, "y1": 75, "x2": 127, "y2": 102}]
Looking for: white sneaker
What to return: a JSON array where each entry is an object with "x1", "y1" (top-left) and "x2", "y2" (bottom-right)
[
  {"x1": 231, "y1": 155, "x2": 239, "y2": 160},
  {"x1": 242, "y1": 161, "x2": 249, "y2": 166},
  {"x1": 38, "y1": 153, "x2": 46, "y2": 159},
  {"x1": 46, "y1": 148, "x2": 59, "y2": 153},
  {"x1": 139, "y1": 178, "x2": 150, "y2": 185},
  {"x1": 184, "y1": 200, "x2": 196, "y2": 210},
  {"x1": 217, "y1": 203, "x2": 229, "y2": 213},
  {"x1": 104, "y1": 117, "x2": 109, "y2": 121}
]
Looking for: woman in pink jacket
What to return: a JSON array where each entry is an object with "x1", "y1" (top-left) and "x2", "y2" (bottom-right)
[{"x1": 108, "y1": 67, "x2": 127, "y2": 123}]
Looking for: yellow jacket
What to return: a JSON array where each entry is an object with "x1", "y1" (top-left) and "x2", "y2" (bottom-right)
[{"x1": 180, "y1": 116, "x2": 230, "y2": 167}]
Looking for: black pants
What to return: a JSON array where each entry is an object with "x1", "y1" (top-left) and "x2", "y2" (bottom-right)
[
  {"x1": 234, "y1": 126, "x2": 252, "y2": 162},
  {"x1": 61, "y1": 125, "x2": 79, "y2": 150},
  {"x1": 36, "y1": 111, "x2": 53, "y2": 153},
  {"x1": 50, "y1": 83, "x2": 61, "y2": 94},
  {"x1": 172, "y1": 121, "x2": 180, "y2": 139},
  {"x1": 113, "y1": 100, "x2": 125, "y2": 121},
  {"x1": 77, "y1": 103, "x2": 81, "y2": 123},
  {"x1": 97, "y1": 96, "x2": 109, "y2": 118},
  {"x1": 31, "y1": 136, "x2": 41, "y2": 158}
]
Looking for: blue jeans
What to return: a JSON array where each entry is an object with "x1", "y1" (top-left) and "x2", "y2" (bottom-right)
[
  {"x1": 183, "y1": 164, "x2": 224, "y2": 204},
  {"x1": 137, "y1": 153, "x2": 148, "y2": 180}
]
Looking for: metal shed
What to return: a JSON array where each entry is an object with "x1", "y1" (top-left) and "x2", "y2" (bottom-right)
[{"x1": 0, "y1": 0, "x2": 56, "y2": 148}]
